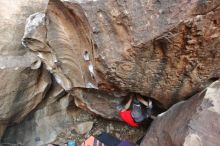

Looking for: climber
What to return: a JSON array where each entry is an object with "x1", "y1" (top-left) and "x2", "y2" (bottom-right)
[{"x1": 119, "y1": 94, "x2": 154, "y2": 127}]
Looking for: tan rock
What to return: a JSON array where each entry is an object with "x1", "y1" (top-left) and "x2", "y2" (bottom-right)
[
  {"x1": 0, "y1": 0, "x2": 50, "y2": 139},
  {"x1": 2, "y1": 94, "x2": 75, "y2": 146},
  {"x1": 141, "y1": 80, "x2": 220, "y2": 146},
  {"x1": 72, "y1": 121, "x2": 94, "y2": 135},
  {"x1": 23, "y1": 0, "x2": 220, "y2": 109},
  {"x1": 22, "y1": 0, "x2": 97, "y2": 91},
  {"x1": 81, "y1": 0, "x2": 220, "y2": 108}
]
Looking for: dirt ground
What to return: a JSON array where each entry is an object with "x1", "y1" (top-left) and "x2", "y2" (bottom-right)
[{"x1": 52, "y1": 115, "x2": 152, "y2": 146}]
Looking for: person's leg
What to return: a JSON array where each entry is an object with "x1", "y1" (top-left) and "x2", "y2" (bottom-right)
[{"x1": 137, "y1": 96, "x2": 149, "y2": 107}]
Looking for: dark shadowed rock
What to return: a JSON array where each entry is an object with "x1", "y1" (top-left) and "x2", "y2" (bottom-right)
[
  {"x1": 141, "y1": 80, "x2": 220, "y2": 146},
  {"x1": 72, "y1": 89, "x2": 126, "y2": 119}
]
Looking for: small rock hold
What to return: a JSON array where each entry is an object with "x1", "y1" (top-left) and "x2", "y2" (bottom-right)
[
  {"x1": 73, "y1": 121, "x2": 94, "y2": 135},
  {"x1": 187, "y1": 39, "x2": 197, "y2": 44}
]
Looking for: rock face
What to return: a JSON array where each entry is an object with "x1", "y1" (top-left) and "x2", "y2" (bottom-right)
[
  {"x1": 22, "y1": 0, "x2": 220, "y2": 109},
  {"x1": 2, "y1": 94, "x2": 73, "y2": 146},
  {"x1": 0, "y1": 0, "x2": 220, "y2": 145},
  {"x1": 22, "y1": 0, "x2": 96, "y2": 91},
  {"x1": 2, "y1": 90, "x2": 144, "y2": 146},
  {"x1": 141, "y1": 80, "x2": 220, "y2": 146},
  {"x1": 0, "y1": 0, "x2": 50, "y2": 139},
  {"x1": 75, "y1": 0, "x2": 220, "y2": 108},
  {"x1": 73, "y1": 89, "x2": 126, "y2": 119}
]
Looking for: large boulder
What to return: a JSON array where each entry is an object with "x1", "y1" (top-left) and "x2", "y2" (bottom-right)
[
  {"x1": 0, "y1": 0, "x2": 50, "y2": 139},
  {"x1": 22, "y1": 0, "x2": 126, "y2": 120},
  {"x1": 22, "y1": 0, "x2": 97, "y2": 91},
  {"x1": 2, "y1": 93, "x2": 75, "y2": 146},
  {"x1": 75, "y1": 0, "x2": 220, "y2": 108},
  {"x1": 141, "y1": 80, "x2": 220, "y2": 146},
  {"x1": 23, "y1": 0, "x2": 220, "y2": 109}
]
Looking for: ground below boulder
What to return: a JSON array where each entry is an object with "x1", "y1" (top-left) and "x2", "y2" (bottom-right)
[{"x1": 2, "y1": 93, "x2": 145, "y2": 146}]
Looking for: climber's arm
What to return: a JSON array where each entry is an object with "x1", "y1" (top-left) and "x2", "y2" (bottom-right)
[
  {"x1": 137, "y1": 96, "x2": 149, "y2": 107},
  {"x1": 121, "y1": 96, "x2": 133, "y2": 111}
]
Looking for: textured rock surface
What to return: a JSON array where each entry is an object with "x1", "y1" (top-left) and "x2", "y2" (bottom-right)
[
  {"x1": 0, "y1": 0, "x2": 220, "y2": 145},
  {"x1": 2, "y1": 93, "x2": 75, "y2": 146},
  {"x1": 77, "y1": 0, "x2": 220, "y2": 108},
  {"x1": 0, "y1": 0, "x2": 50, "y2": 139},
  {"x1": 72, "y1": 89, "x2": 126, "y2": 119},
  {"x1": 2, "y1": 92, "x2": 145, "y2": 146},
  {"x1": 23, "y1": 0, "x2": 220, "y2": 109},
  {"x1": 141, "y1": 80, "x2": 220, "y2": 146},
  {"x1": 22, "y1": 0, "x2": 97, "y2": 91}
]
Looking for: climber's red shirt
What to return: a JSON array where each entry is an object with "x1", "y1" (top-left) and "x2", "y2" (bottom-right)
[{"x1": 119, "y1": 110, "x2": 139, "y2": 127}]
